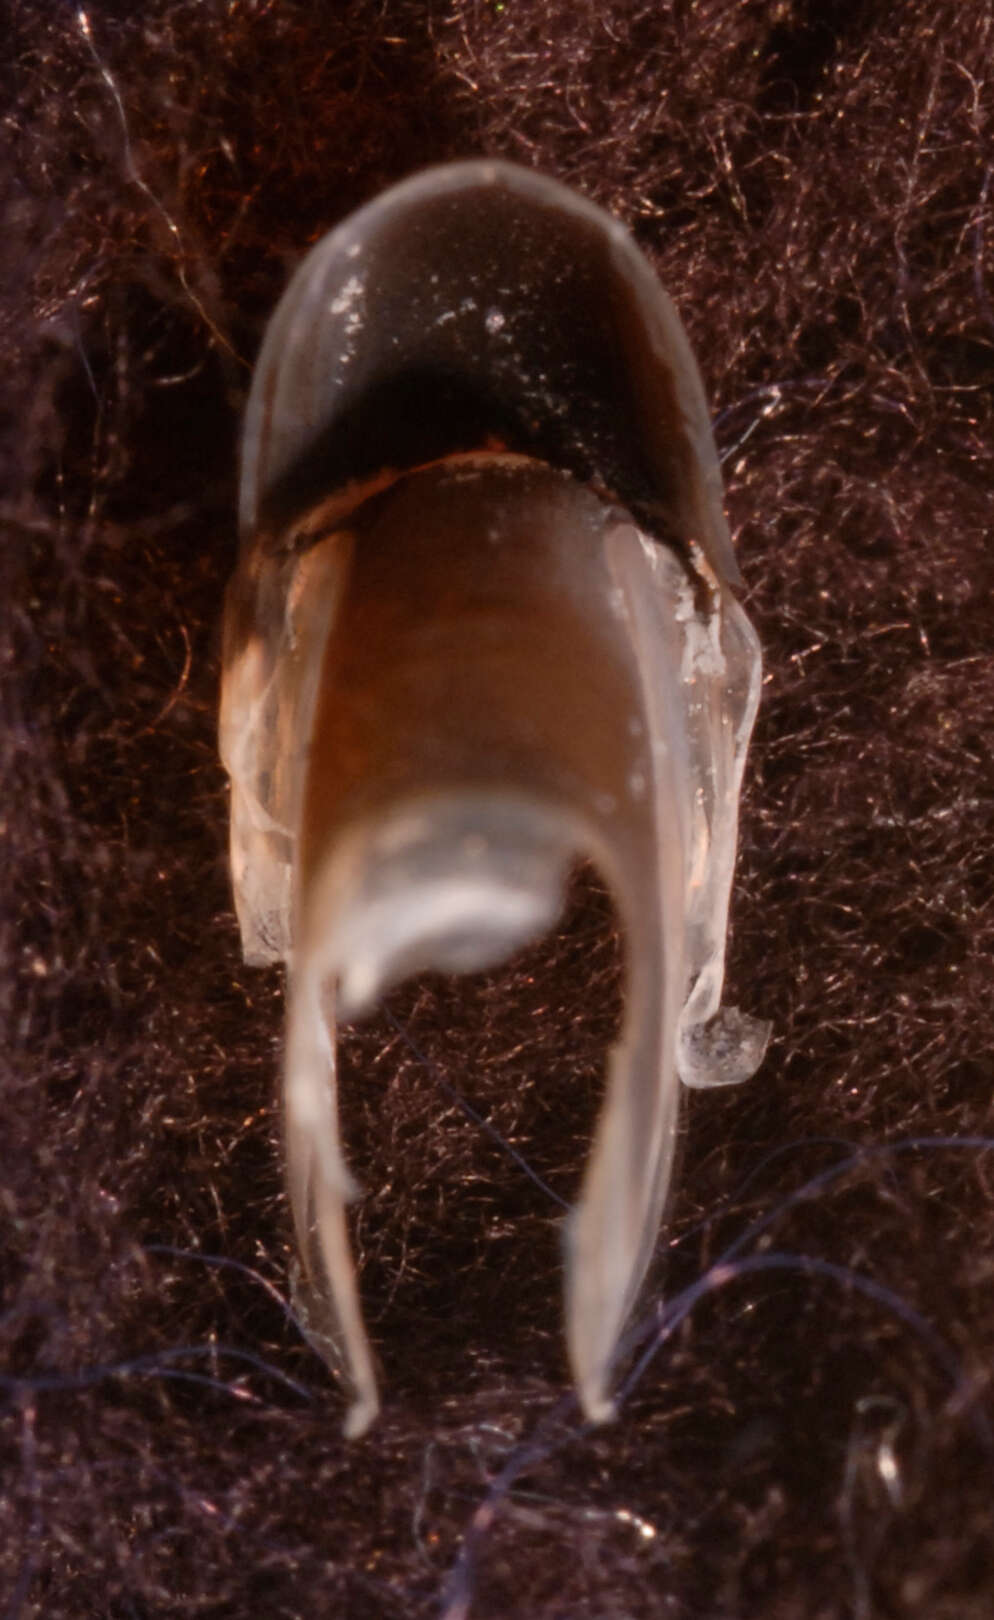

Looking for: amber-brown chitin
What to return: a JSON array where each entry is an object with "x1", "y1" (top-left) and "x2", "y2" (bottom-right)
[{"x1": 219, "y1": 160, "x2": 768, "y2": 1436}]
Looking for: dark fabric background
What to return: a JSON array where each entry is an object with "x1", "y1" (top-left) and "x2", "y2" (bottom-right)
[{"x1": 3, "y1": 2, "x2": 993, "y2": 1615}]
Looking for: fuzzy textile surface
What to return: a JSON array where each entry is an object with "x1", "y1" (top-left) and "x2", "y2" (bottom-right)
[{"x1": 3, "y1": 2, "x2": 994, "y2": 1616}]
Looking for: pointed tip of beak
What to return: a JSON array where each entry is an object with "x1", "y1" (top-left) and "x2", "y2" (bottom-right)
[{"x1": 342, "y1": 1392, "x2": 381, "y2": 1440}]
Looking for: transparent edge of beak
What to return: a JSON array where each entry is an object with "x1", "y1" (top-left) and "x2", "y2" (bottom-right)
[{"x1": 563, "y1": 525, "x2": 768, "y2": 1425}]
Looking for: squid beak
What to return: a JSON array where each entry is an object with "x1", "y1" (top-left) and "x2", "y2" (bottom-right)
[{"x1": 219, "y1": 161, "x2": 769, "y2": 1437}]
